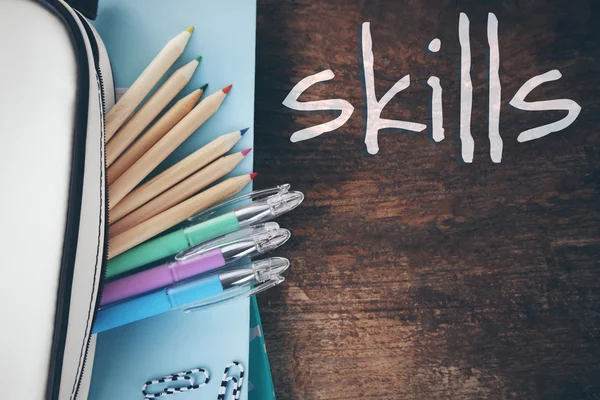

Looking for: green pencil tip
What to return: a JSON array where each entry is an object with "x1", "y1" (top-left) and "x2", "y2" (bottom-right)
[
  {"x1": 200, "y1": 83, "x2": 208, "y2": 91},
  {"x1": 195, "y1": 55, "x2": 202, "y2": 63},
  {"x1": 186, "y1": 26, "x2": 195, "y2": 33}
]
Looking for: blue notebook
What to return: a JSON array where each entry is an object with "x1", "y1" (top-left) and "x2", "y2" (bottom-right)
[{"x1": 89, "y1": 0, "x2": 256, "y2": 399}]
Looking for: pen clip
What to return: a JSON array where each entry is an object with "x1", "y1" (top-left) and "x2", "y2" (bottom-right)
[
  {"x1": 174, "y1": 222, "x2": 281, "y2": 261},
  {"x1": 182, "y1": 276, "x2": 285, "y2": 313},
  {"x1": 187, "y1": 184, "x2": 291, "y2": 223}
]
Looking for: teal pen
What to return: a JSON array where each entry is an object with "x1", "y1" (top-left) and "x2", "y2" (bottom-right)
[{"x1": 106, "y1": 184, "x2": 303, "y2": 278}]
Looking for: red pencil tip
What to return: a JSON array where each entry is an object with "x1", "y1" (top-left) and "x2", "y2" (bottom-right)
[
  {"x1": 241, "y1": 148, "x2": 252, "y2": 156},
  {"x1": 222, "y1": 84, "x2": 233, "y2": 94},
  {"x1": 250, "y1": 172, "x2": 258, "y2": 180}
]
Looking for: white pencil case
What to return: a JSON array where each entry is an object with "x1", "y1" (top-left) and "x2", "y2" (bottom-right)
[{"x1": 0, "y1": 0, "x2": 113, "y2": 398}]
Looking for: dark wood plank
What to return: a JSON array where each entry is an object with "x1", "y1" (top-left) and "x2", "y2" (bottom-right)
[{"x1": 254, "y1": 1, "x2": 600, "y2": 398}]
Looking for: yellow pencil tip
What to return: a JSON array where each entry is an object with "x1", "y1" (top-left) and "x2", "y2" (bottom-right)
[{"x1": 186, "y1": 26, "x2": 195, "y2": 33}]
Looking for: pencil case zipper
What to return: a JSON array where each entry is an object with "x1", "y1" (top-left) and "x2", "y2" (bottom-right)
[
  {"x1": 72, "y1": 13, "x2": 112, "y2": 400},
  {"x1": 41, "y1": 1, "x2": 111, "y2": 398}
]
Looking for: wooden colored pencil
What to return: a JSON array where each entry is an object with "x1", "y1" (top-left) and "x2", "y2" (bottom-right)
[
  {"x1": 105, "y1": 26, "x2": 194, "y2": 141},
  {"x1": 109, "y1": 149, "x2": 251, "y2": 237},
  {"x1": 110, "y1": 127, "x2": 246, "y2": 222},
  {"x1": 107, "y1": 87, "x2": 205, "y2": 185},
  {"x1": 106, "y1": 57, "x2": 202, "y2": 166},
  {"x1": 108, "y1": 85, "x2": 232, "y2": 209},
  {"x1": 108, "y1": 173, "x2": 255, "y2": 259}
]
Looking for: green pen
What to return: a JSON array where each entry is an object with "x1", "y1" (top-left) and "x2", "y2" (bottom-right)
[{"x1": 106, "y1": 184, "x2": 304, "y2": 278}]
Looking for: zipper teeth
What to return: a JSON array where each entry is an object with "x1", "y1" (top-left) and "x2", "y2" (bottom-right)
[
  {"x1": 73, "y1": 14, "x2": 110, "y2": 400},
  {"x1": 73, "y1": 70, "x2": 108, "y2": 400}
]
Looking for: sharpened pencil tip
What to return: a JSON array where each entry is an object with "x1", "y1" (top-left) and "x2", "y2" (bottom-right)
[
  {"x1": 186, "y1": 26, "x2": 195, "y2": 33},
  {"x1": 199, "y1": 83, "x2": 208, "y2": 91},
  {"x1": 240, "y1": 127, "x2": 249, "y2": 136},
  {"x1": 222, "y1": 84, "x2": 233, "y2": 94},
  {"x1": 242, "y1": 148, "x2": 252, "y2": 156},
  {"x1": 250, "y1": 172, "x2": 258, "y2": 180},
  {"x1": 195, "y1": 55, "x2": 202, "y2": 62}
]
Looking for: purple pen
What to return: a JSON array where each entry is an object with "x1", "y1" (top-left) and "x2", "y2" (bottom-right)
[{"x1": 100, "y1": 225, "x2": 290, "y2": 306}]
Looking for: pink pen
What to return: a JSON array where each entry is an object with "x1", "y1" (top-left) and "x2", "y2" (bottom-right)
[{"x1": 100, "y1": 224, "x2": 290, "y2": 306}]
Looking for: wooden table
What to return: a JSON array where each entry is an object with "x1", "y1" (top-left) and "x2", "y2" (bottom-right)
[{"x1": 254, "y1": 1, "x2": 600, "y2": 398}]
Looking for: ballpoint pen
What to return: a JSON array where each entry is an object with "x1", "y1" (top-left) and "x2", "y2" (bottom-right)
[
  {"x1": 101, "y1": 224, "x2": 289, "y2": 306},
  {"x1": 93, "y1": 257, "x2": 290, "y2": 333},
  {"x1": 106, "y1": 184, "x2": 304, "y2": 278}
]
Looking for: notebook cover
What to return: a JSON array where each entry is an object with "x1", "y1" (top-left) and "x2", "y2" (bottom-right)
[
  {"x1": 248, "y1": 297, "x2": 277, "y2": 400},
  {"x1": 88, "y1": 0, "x2": 256, "y2": 398}
]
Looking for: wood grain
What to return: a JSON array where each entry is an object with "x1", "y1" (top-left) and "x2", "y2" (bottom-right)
[
  {"x1": 254, "y1": 0, "x2": 600, "y2": 398},
  {"x1": 107, "y1": 88, "x2": 203, "y2": 185}
]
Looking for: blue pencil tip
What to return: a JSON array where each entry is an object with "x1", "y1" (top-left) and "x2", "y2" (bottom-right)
[{"x1": 240, "y1": 127, "x2": 250, "y2": 136}]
